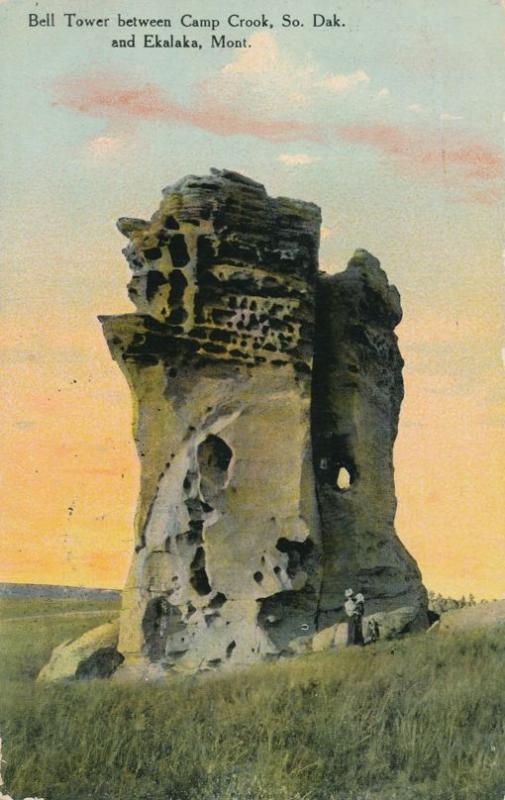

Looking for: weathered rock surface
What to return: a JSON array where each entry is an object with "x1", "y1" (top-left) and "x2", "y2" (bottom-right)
[
  {"x1": 312, "y1": 251, "x2": 428, "y2": 629},
  {"x1": 100, "y1": 170, "x2": 322, "y2": 675},
  {"x1": 437, "y1": 600, "x2": 505, "y2": 632},
  {"x1": 37, "y1": 620, "x2": 121, "y2": 682},
  {"x1": 311, "y1": 606, "x2": 424, "y2": 652},
  {"x1": 312, "y1": 622, "x2": 348, "y2": 652},
  {"x1": 40, "y1": 169, "x2": 427, "y2": 679}
]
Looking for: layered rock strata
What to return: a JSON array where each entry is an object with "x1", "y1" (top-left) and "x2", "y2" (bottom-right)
[
  {"x1": 100, "y1": 170, "x2": 323, "y2": 676},
  {"x1": 40, "y1": 169, "x2": 427, "y2": 681}
]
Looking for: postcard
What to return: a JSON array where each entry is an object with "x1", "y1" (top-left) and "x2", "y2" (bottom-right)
[{"x1": 1, "y1": 2, "x2": 504, "y2": 799}]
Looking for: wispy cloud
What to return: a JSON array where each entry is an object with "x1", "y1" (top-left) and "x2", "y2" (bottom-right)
[
  {"x1": 51, "y1": 33, "x2": 502, "y2": 205},
  {"x1": 336, "y1": 123, "x2": 502, "y2": 178},
  {"x1": 278, "y1": 153, "x2": 321, "y2": 166},
  {"x1": 52, "y1": 71, "x2": 321, "y2": 143},
  {"x1": 315, "y1": 69, "x2": 370, "y2": 93},
  {"x1": 214, "y1": 32, "x2": 370, "y2": 108},
  {"x1": 87, "y1": 135, "x2": 124, "y2": 157},
  {"x1": 408, "y1": 103, "x2": 426, "y2": 114}
]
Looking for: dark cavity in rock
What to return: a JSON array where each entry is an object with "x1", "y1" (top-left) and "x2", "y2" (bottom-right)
[
  {"x1": 75, "y1": 647, "x2": 124, "y2": 680},
  {"x1": 142, "y1": 597, "x2": 185, "y2": 662},
  {"x1": 190, "y1": 547, "x2": 212, "y2": 596}
]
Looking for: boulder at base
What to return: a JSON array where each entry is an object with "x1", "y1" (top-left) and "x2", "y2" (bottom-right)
[
  {"x1": 37, "y1": 620, "x2": 122, "y2": 682},
  {"x1": 438, "y1": 600, "x2": 505, "y2": 632},
  {"x1": 312, "y1": 605, "x2": 427, "y2": 652},
  {"x1": 312, "y1": 622, "x2": 348, "y2": 652}
]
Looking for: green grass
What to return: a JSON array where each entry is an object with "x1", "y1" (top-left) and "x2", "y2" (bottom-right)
[
  {"x1": 1, "y1": 600, "x2": 505, "y2": 800},
  {"x1": 0, "y1": 596, "x2": 121, "y2": 619}
]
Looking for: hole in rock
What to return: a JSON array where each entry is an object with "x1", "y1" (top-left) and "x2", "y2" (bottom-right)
[
  {"x1": 208, "y1": 592, "x2": 227, "y2": 609},
  {"x1": 143, "y1": 247, "x2": 162, "y2": 262},
  {"x1": 257, "y1": 590, "x2": 315, "y2": 650},
  {"x1": 145, "y1": 270, "x2": 168, "y2": 301},
  {"x1": 185, "y1": 498, "x2": 213, "y2": 523},
  {"x1": 164, "y1": 215, "x2": 179, "y2": 230},
  {"x1": 197, "y1": 434, "x2": 233, "y2": 505},
  {"x1": 187, "y1": 520, "x2": 204, "y2": 545},
  {"x1": 142, "y1": 597, "x2": 186, "y2": 662},
  {"x1": 253, "y1": 571, "x2": 264, "y2": 584},
  {"x1": 276, "y1": 537, "x2": 314, "y2": 579},
  {"x1": 313, "y1": 433, "x2": 356, "y2": 488},
  {"x1": 226, "y1": 641, "x2": 236, "y2": 658},
  {"x1": 196, "y1": 234, "x2": 215, "y2": 280},
  {"x1": 336, "y1": 467, "x2": 352, "y2": 491},
  {"x1": 190, "y1": 547, "x2": 212, "y2": 596},
  {"x1": 167, "y1": 307, "x2": 187, "y2": 325},
  {"x1": 168, "y1": 235, "x2": 190, "y2": 267},
  {"x1": 168, "y1": 268, "x2": 188, "y2": 306}
]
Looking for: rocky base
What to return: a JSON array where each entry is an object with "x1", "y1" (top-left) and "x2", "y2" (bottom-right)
[{"x1": 37, "y1": 621, "x2": 121, "y2": 683}]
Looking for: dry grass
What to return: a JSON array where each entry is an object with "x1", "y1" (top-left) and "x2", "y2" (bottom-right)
[{"x1": 1, "y1": 599, "x2": 504, "y2": 800}]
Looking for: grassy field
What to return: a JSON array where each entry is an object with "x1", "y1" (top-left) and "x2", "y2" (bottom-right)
[
  {"x1": 0, "y1": 596, "x2": 121, "y2": 619},
  {"x1": 1, "y1": 599, "x2": 505, "y2": 800}
]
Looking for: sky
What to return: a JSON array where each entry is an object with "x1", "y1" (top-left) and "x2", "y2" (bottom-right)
[{"x1": 1, "y1": 0, "x2": 504, "y2": 598}]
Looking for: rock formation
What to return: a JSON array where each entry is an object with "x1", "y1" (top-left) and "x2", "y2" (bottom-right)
[
  {"x1": 312, "y1": 254, "x2": 426, "y2": 628},
  {"x1": 40, "y1": 169, "x2": 427, "y2": 681}
]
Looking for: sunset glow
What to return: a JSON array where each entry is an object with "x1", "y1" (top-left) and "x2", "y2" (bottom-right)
[{"x1": 1, "y1": 0, "x2": 503, "y2": 598}]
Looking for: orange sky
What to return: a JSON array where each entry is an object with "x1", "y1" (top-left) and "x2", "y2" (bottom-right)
[
  {"x1": 1, "y1": 237, "x2": 503, "y2": 598},
  {"x1": 1, "y1": 0, "x2": 503, "y2": 599}
]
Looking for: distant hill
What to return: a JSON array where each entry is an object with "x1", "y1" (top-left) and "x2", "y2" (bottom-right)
[{"x1": 0, "y1": 583, "x2": 121, "y2": 600}]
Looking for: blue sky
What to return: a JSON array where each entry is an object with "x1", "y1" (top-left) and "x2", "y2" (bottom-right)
[{"x1": 1, "y1": 0, "x2": 504, "y2": 595}]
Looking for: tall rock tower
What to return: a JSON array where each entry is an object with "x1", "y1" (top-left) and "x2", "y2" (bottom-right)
[
  {"x1": 41, "y1": 169, "x2": 427, "y2": 682},
  {"x1": 311, "y1": 253, "x2": 427, "y2": 629},
  {"x1": 100, "y1": 170, "x2": 325, "y2": 676}
]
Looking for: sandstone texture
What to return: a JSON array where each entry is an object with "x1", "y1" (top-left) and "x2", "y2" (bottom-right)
[
  {"x1": 37, "y1": 620, "x2": 121, "y2": 682},
  {"x1": 437, "y1": 600, "x2": 505, "y2": 632},
  {"x1": 41, "y1": 169, "x2": 427, "y2": 680},
  {"x1": 311, "y1": 606, "x2": 424, "y2": 653},
  {"x1": 311, "y1": 253, "x2": 427, "y2": 628}
]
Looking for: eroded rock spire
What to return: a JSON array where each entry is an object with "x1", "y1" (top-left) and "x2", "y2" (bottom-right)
[{"x1": 39, "y1": 169, "x2": 427, "y2": 682}]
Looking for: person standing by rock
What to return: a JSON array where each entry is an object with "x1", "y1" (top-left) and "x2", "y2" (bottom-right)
[
  {"x1": 344, "y1": 589, "x2": 357, "y2": 646},
  {"x1": 354, "y1": 592, "x2": 365, "y2": 645},
  {"x1": 366, "y1": 617, "x2": 380, "y2": 644},
  {"x1": 345, "y1": 589, "x2": 365, "y2": 646}
]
